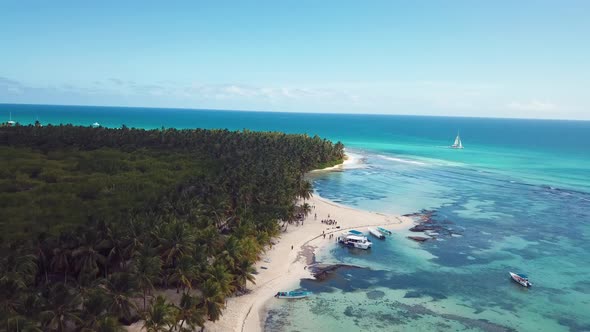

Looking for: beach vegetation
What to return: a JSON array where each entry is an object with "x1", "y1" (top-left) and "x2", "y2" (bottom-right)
[{"x1": 0, "y1": 124, "x2": 344, "y2": 330}]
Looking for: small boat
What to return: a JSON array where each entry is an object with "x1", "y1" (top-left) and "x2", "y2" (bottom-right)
[
  {"x1": 348, "y1": 229, "x2": 364, "y2": 236},
  {"x1": 274, "y1": 291, "x2": 312, "y2": 299},
  {"x1": 368, "y1": 227, "x2": 385, "y2": 239},
  {"x1": 377, "y1": 227, "x2": 392, "y2": 235},
  {"x1": 450, "y1": 131, "x2": 464, "y2": 149},
  {"x1": 338, "y1": 234, "x2": 372, "y2": 249},
  {"x1": 509, "y1": 272, "x2": 532, "y2": 287},
  {"x1": 6, "y1": 112, "x2": 16, "y2": 126},
  {"x1": 91, "y1": 122, "x2": 101, "y2": 128}
]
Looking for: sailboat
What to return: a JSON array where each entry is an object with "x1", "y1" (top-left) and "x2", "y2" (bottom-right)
[
  {"x1": 7, "y1": 112, "x2": 16, "y2": 126},
  {"x1": 450, "y1": 131, "x2": 464, "y2": 149}
]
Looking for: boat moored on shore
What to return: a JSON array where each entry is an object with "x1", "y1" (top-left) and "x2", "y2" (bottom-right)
[
  {"x1": 338, "y1": 234, "x2": 372, "y2": 249},
  {"x1": 347, "y1": 229, "x2": 364, "y2": 236},
  {"x1": 274, "y1": 291, "x2": 312, "y2": 299},
  {"x1": 377, "y1": 227, "x2": 392, "y2": 235},
  {"x1": 368, "y1": 227, "x2": 385, "y2": 239}
]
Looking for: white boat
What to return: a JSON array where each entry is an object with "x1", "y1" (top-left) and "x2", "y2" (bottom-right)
[
  {"x1": 274, "y1": 291, "x2": 312, "y2": 299},
  {"x1": 338, "y1": 234, "x2": 372, "y2": 249},
  {"x1": 348, "y1": 229, "x2": 364, "y2": 236},
  {"x1": 509, "y1": 272, "x2": 532, "y2": 287},
  {"x1": 368, "y1": 227, "x2": 385, "y2": 239},
  {"x1": 7, "y1": 112, "x2": 16, "y2": 126},
  {"x1": 91, "y1": 122, "x2": 101, "y2": 128},
  {"x1": 377, "y1": 227, "x2": 392, "y2": 235},
  {"x1": 450, "y1": 131, "x2": 464, "y2": 149}
]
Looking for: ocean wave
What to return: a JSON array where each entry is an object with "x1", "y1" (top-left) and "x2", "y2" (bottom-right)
[{"x1": 375, "y1": 154, "x2": 428, "y2": 166}]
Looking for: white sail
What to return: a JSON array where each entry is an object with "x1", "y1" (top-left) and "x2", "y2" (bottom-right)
[{"x1": 451, "y1": 132, "x2": 463, "y2": 149}]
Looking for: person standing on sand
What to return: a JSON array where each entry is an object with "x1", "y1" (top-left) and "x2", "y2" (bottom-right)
[{"x1": 291, "y1": 245, "x2": 293, "y2": 250}]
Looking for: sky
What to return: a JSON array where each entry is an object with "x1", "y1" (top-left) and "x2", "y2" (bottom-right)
[{"x1": 1, "y1": 1, "x2": 589, "y2": 120}]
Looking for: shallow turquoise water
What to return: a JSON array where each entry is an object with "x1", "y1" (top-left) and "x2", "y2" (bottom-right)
[{"x1": 2, "y1": 104, "x2": 590, "y2": 331}]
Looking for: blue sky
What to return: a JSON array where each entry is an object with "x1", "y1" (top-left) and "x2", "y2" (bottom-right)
[{"x1": 1, "y1": 1, "x2": 589, "y2": 119}]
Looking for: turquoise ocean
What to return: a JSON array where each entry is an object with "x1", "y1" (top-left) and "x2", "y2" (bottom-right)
[{"x1": 3, "y1": 104, "x2": 590, "y2": 331}]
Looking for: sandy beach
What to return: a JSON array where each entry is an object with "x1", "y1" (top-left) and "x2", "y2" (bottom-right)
[
  {"x1": 128, "y1": 156, "x2": 415, "y2": 332},
  {"x1": 202, "y1": 192, "x2": 414, "y2": 332}
]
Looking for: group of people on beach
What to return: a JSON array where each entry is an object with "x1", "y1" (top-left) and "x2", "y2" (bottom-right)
[
  {"x1": 321, "y1": 230, "x2": 335, "y2": 240},
  {"x1": 321, "y1": 219, "x2": 338, "y2": 226}
]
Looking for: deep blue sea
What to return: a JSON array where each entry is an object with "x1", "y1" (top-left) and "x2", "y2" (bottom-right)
[{"x1": 3, "y1": 104, "x2": 590, "y2": 331}]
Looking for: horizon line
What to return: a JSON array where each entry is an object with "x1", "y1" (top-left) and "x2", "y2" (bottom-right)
[{"x1": 1, "y1": 102, "x2": 588, "y2": 123}]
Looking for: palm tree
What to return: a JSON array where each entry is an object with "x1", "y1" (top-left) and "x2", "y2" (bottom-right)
[
  {"x1": 35, "y1": 234, "x2": 52, "y2": 285},
  {"x1": 40, "y1": 284, "x2": 83, "y2": 332},
  {"x1": 131, "y1": 251, "x2": 161, "y2": 310},
  {"x1": 175, "y1": 293, "x2": 206, "y2": 332},
  {"x1": 92, "y1": 316, "x2": 125, "y2": 332},
  {"x1": 206, "y1": 264, "x2": 234, "y2": 297},
  {"x1": 301, "y1": 202, "x2": 312, "y2": 217},
  {"x1": 72, "y1": 231, "x2": 107, "y2": 278},
  {"x1": 232, "y1": 260, "x2": 256, "y2": 292},
  {"x1": 155, "y1": 220, "x2": 195, "y2": 267},
  {"x1": 298, "y1": 180, "x2": 313, "y2": 202},
  {"x1": 0, "y1": 252, "x2": 37, "y2": 290},
  {"x1": 142, "y1": 296, "x2": 175, "y2": 332},
  {"x1": 167, "y1": 255, "x2": 196, "y2": 294},
  {"x1": 50, "y1": 247, "x2": 71, "y2": 286},
  {"x1": 102, "y1": 273, "x2": 138, "y2": 323},
  {"x1": 80, "y1": 289, "x2": 109, "y2": 330},
  {"x1": 240, "y1": 236, "x2": 264, "y2": 262},
  {"x1": 219, "y1": 236, "x2": 242, "y2": 270},
  {"x1": 200, "y1": 279, "x2": 225, "y2": 321}
]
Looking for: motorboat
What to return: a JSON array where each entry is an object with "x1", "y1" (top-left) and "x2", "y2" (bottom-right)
[
  {"x1": 377, "y1": 227, "x2": 392, "y2": 235},
  {"x1": 274, "y1": 291, "x2": 312, "y2": 299},
  {"x1": 368, "y1": 227, "x2": 385, "y2": 239},
  {"x1": 91, "y1": 122, "x2": 101, "y2": 128},
  {"x1": 348, "y1": 229, "x2": 364, "y2": 236},
  {"x1": 338, "y1": 234, "x2": 372, "y2": 249},
  {"x1": 509, "y1": 272, "x2": 532, "y2": 287}
]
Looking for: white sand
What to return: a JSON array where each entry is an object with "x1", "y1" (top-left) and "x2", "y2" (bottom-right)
[
  {"x1": 203, "y1": 194, "x2": 414, "y2": 332},
  {"x1": 128, "y1": 156, "x2": 415, "y2": 332}
]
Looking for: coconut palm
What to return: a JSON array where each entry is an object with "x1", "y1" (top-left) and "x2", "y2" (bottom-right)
[
  {"x1": 206, "y1": 264, "x2": 234, "y2": 297},
  {"x1": 91, "y1": 316, "x2": 125, "y2": 332},
  {"x1": 175, "y1": 293, "x2": 206, "y2": 332},
  {"x1": 40, "y1": 284, "x2": 83, "y2": 332},
  {"x1": 200, "y1": 279, "x2": 225, "y2": 321},
  {"x1": 142, "y1": 296, "x2": 175, "y2": 332},
  {"x1": 301, "y1": 202, "x2": 312, "y2": 217},
  {"x1": 102, "y1": 273, "x2": 138, "y2": 322},
  {"x1": 131, "y1": 251, "x2": 161, "y2": 310},
  {"x1": 0, "y1": 252, "x2": 37, "y2": 289},
  {"x1": 167, "y1": 255, "x2": 197, "y2": 294},
  {"x1": 72, "y1": 231, "x2": 107, "y2": 278},
  {"x1": 50, "y1": 247, "x2": 72, "y2": 286},
  {"x1": 155, "y1": 220, "x2": 195, "y2": 267},
  {"x1": 232, "y1": 260, "x2": 257, "y2": 292},
  {"x1": 80, "y1": 289, "x2": 109, "y2": 330},
  {"x1": 298, "y1": 180, "x2": 313, "y2": 202}
]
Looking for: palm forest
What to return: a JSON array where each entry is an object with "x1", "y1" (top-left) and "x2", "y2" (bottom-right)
[{"x1": 0, "y1": 124, "x2": 344, "y2": 331}]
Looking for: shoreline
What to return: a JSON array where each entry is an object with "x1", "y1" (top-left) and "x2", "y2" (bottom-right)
[
  {"x1": 203, "y1": 193, "x2": 414, "y2": 332},
  {"x1": 127, "y1": 155, "x2": 414, "y2": 332}
]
